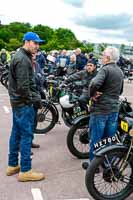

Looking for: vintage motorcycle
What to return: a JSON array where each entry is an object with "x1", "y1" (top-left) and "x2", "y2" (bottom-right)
[
  {"x1": 66, "y1": 96, "x2": 133, "y2": 159},
  {"x1": 85, "y1": 108, "x2": 133, "y2": 200},
  {"x1": 35, "y1": 77, "x2": 89, "y2": 134}
]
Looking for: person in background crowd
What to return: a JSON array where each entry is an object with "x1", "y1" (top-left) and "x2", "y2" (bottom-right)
[
  {"x1": 0, "y1": 49, "x2": 7, "y2": 64},
  {"x1": 7, "y1": 32, "x2": 45, "y2": 182},
  {"x1": 53, "y1": 51, "x2": 58, "y2": 60},
  {"x1": 10, "y1": 51, "x2": 16, "y2": 60},
  {"x1": 82, "y1": 46, "x2": 124, "y2": 170},
  {"x1": 67, "y1": 54, "x2": 77, "y2": 75},
  {"x1": 117, "y1": 55, "x2": 132, "y2": 78},
  {"x1": 42, "y1": 50, "x2": 47, "y2": 61},
  {"x1": 36, "y1": 49, "x2": 46, "y2": 69},
  {"x1": 56, "y1": 49, "x2": 70, "y2": 76},
  {"x1": 75, "y1": 48, "x2": 88, "y2": 71},
  {"x1": 32, "y1": 53, "x2": 46, "y2": 100},
  {"x1": 31, "y1": 53, "x2": 46, "y2": 149},
  {"x1": 88, "y1": 52, "x2": 94, "y2": 59}
]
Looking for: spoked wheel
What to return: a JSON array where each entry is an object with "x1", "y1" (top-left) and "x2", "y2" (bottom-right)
[
  {"x1": 85, "y1": 148, "x2": 133, "y2": 200},
  {"x1": 34, "y1": 103, "x2": 57, "y2": 134},
  {"x1": 67, "y1": 123, "x2": 89, "y2": 159}
]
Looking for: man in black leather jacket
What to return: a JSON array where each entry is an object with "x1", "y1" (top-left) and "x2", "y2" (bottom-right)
[
  {"x1": 6, "y1": 32, "x2": 45, "y2": 182},
  {"x1": 65, "y1": 58, "x2": 98, "y2": 103},
  {"x1": 82, "y1": 46, "x2": 124, "y2": 170}
]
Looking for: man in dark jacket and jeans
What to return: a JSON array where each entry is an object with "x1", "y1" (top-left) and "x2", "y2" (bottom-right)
[
  {"x1": 6, "y1": 32, "x2": 45, "y2": 182},
  {"x1": 82, "y1": 46, "x2": 124, "y2": 169}
]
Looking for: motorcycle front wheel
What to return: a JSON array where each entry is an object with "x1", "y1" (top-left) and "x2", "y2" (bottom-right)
[
  {"x1": 85, "y1": 148, "x2": 133, "y2": 200},
  {"x1": 67, "y1": 123, "x2": 89, "y2": 159},
  {"x1": 34, "y1": 102, "x2": 58, "y2": 134}
]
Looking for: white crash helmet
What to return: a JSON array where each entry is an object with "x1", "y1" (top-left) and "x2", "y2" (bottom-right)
[{"x1": 59, "y1": 95, "x2": 74, "y2": 108}]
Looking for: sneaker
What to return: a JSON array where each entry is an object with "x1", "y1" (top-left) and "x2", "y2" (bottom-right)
[
  {"x1": 18, "y1": 170, "x2": 45, "y2": 182},
  {"x1": 6, "y1": 165, "x2": 20, "y2": 176},
  {"x1": 31, "y1": 143, "x2": 40, "y2": 148}
]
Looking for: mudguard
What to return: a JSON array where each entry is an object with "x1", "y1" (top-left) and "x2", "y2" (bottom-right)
[
  {"x1": 72, "y1": 114, "x2": 89, "y2": 126},
  {"x1": 95, "y1": 143, "x2": 128, "y2": 157},
  {"x1": 41, "y1": 99, "x2": 59, "y2": 123},
  {"x1": 50, "y1": 103, "x2": 59, "y2": 123}
]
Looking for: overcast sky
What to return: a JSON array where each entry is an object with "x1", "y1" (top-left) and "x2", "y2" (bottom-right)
[{"x1": 0, "y1": 0, "x2": 133, "y2": 45}]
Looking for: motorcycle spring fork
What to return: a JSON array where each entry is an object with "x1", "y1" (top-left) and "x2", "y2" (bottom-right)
[
  {"x1": 104, "y1": 140, "x2": 133, "y2": 181},
  {"x1": 120, "y1": 139, "x2": 133, "y2": 175}
]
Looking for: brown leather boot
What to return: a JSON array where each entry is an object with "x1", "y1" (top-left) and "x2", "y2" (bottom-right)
[
  {"x1": 18, "y1": 170, "x2": 45, "y2": 182},
  {"x1": 31, "y1": 143, "x2": 40, "y2": 148},
  {"x1": 6, "y1": 165, "x2": 20, "y2": 176}
]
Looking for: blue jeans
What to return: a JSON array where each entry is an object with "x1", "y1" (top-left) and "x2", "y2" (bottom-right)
[
  {"x1": 89, "y1": 112, "x2": 119, "y2": 161},
  {"x1": 8, "y1": 105, "x2": 35, "y2": 172}
]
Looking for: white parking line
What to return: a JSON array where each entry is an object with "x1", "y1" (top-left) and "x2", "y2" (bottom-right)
[
  {"x1": 65, "y1": 199, "x2": 90, "y2": 200},
  {"x1": 0, "y1": 93, "x2": 8, "y2": 96},
  {"x1": 31, "y1": 188, "x2": 44, "y2": 200},
  {"x1": 3, "y1": 106, "x2": 10, "y2": 114}
]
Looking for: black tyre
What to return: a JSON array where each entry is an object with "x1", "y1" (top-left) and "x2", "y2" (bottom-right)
[
  {"x1": 85, "y1": 148, "x2": 133, "y2": 200},
  {"x1": 34, "y1": 103, "x2": 58, "y2": 134},
  {"x1": 4, "y1": 77, "x2": 9, "y2": 89},
  {"x1": 62, "y1": 112, "x2": 72, "y2": 127},
  {"x1": 67, "y1": 123, "x2": 89, "y2": 159},
  {"x1": 0, "y1": 72, "x2": 8, "y2": 88}
]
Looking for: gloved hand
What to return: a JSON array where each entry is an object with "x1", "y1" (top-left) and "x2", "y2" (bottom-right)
[{"x1": 33, "y1": 100, "x2": 43, "y2": 109}]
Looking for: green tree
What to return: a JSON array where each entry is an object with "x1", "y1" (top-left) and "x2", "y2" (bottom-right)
[
  {"x1": 0, "y1": 21, "x2": 98, "y2": 52},
  {"x1": 0, "y1": 28, "x2": 14, "y2": 43},
  {"x1": 8, "y1": 22, "x2": 31, "y2": 36},
  {"x1": 7, "y1": 38, "x2": 21, "y2": 51},
  {"x1": 33, "y1": 25, "x2": 54, "y2": 43},
  {"x1": 0, "y1": 39, "x2": 6, "y2": 49},
  {"x1": 98, "y1": 43, "x2": 107, "y2": 53},
  {"x1": 42, "y1": 37, "x2": 59, "y2": 51},
  {"x1": 54, "y1": 28, "x2": 78, "y2": 49},
  {"x1": 80, "y1": 41, "x2": 94, "y2": 53}
]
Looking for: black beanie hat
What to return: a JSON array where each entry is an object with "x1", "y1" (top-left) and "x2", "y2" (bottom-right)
[{"x1": 87, "y1": 58, "x2": 97, "y2": 66}]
